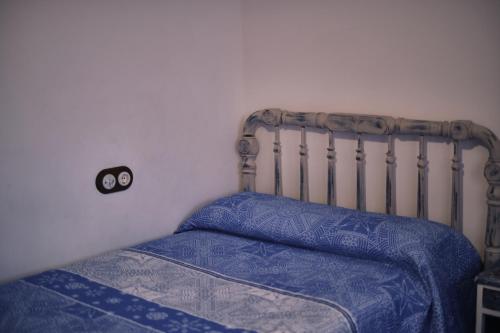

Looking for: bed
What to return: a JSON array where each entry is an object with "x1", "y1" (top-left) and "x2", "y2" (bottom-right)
[{"x1": 1, "y1": 109, "x2": 499, "y2": 333}]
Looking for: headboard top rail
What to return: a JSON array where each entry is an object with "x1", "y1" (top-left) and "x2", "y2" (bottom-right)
[
  {"x1": 243, "y1": 109, "x2": 500, "y2": 160},
  {"x1": 239, "y1": 108, "x2": 500, "y2": 268}
]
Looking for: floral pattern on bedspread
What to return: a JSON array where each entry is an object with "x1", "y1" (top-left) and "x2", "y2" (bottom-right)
[
  {"x1": 63, "y1": 249, "x2": 352, "y2": 333},
  {"x1": 174, "y1": 191, "x2": 481, "y2": 333},
  {"x1": 0, "y1": 246, "x2": 352, "y2": 333},
  {"x1": 0, "y1": 269, "x2": 257, "y2": 333}
]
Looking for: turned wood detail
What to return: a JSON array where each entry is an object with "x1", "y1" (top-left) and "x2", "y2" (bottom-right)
[
  {"x1": 240, "y1": 108, "x2": 500, "y2": 268},
  {"x1": 451, "y1": 140, "x2": 463, "y2": 232},
  {"x1": 485, "y1": 160, "x2": 500, "y2": 269},
  {"x1": 417, "y1": 136, "x2": 429, "y2": 219},
  {"x1": 386, "y1": 135, "x2": 396, "y2": 215},
  {"x1": 273, "y1": 126, "x2": 283, "y2": 196},
  {"x1": 356, "y1": 134, "x2": 366, "y2": 211},
  {"x1": 238, "y1": 136, "x2": 259, "y2": 192},
  {"x1": 299, "y1": 127, "x2": 309, "y2": 202},
  {"x1": 327, "y1": 130, "x2": 337, "y2": 206}
]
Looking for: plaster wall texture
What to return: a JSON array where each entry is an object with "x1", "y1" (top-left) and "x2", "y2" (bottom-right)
[
  {"x1": 0, "y1": 0, "x2": 243, "y2": 282},
  {"x1": 1, "y1": 0, "x2": 499, "y2": 282}
]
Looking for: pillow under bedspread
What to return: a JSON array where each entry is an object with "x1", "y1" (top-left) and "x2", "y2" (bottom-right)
[{"x1": 177, "y1": 191, "x2": 481, "y2": 333}]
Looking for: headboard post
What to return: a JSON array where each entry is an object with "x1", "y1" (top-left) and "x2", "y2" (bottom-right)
[
  {"x1": 240, "y1": 108, "x2": 500, "y2": 268},
  {"x1": 485, "y1": 160, "x2": 500, "y2": 268},
  {"x1": 239, "y1": 109, "x2": 283, "y2": 192},
  {"x1": 238, "y1": 135, "x2": 259, "y2": 192}
]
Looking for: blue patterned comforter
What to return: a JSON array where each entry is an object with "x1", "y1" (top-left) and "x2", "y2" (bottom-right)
[{"x1": 0, "y1": 192, "x2": 480, "y2": 332}]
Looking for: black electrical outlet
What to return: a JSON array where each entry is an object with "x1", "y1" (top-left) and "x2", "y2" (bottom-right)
[{"x1": 96, "y1": 166, "x2": 133, "y2": 194}]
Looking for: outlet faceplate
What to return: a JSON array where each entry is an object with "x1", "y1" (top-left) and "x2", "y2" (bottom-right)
[{"x1": 96, "y1": 166, "x2": 133, "y2": 194}]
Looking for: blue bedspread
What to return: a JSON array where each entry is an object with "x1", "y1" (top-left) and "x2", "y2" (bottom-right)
[{"x1": 0, "y1": 192, "x2": 480, "y2": 332}]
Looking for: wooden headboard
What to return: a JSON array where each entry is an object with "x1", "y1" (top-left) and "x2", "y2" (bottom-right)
[{"x1": 238, "y1": 109, "x2": 500, "y2": 268}]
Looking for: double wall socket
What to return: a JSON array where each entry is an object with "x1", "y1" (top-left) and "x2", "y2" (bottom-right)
[{"x1": 96, "y1": 166, "x2": 133, "y2": 194}]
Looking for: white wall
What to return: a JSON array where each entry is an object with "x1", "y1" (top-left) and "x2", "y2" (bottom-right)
[
  {"x1": 1, "y1": 0, "x2": 499, "y2": 283},
  {"x1": 0, "y1": 0, "x2": 243, "y2": 282},
  {"x1": 242, "y1": 0, "x2": 500, "y2": 254}
]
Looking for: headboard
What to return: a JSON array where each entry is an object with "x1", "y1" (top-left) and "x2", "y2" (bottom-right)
[{"x1": 238, "y1": 109, "x2": 500, "y2": 268}]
